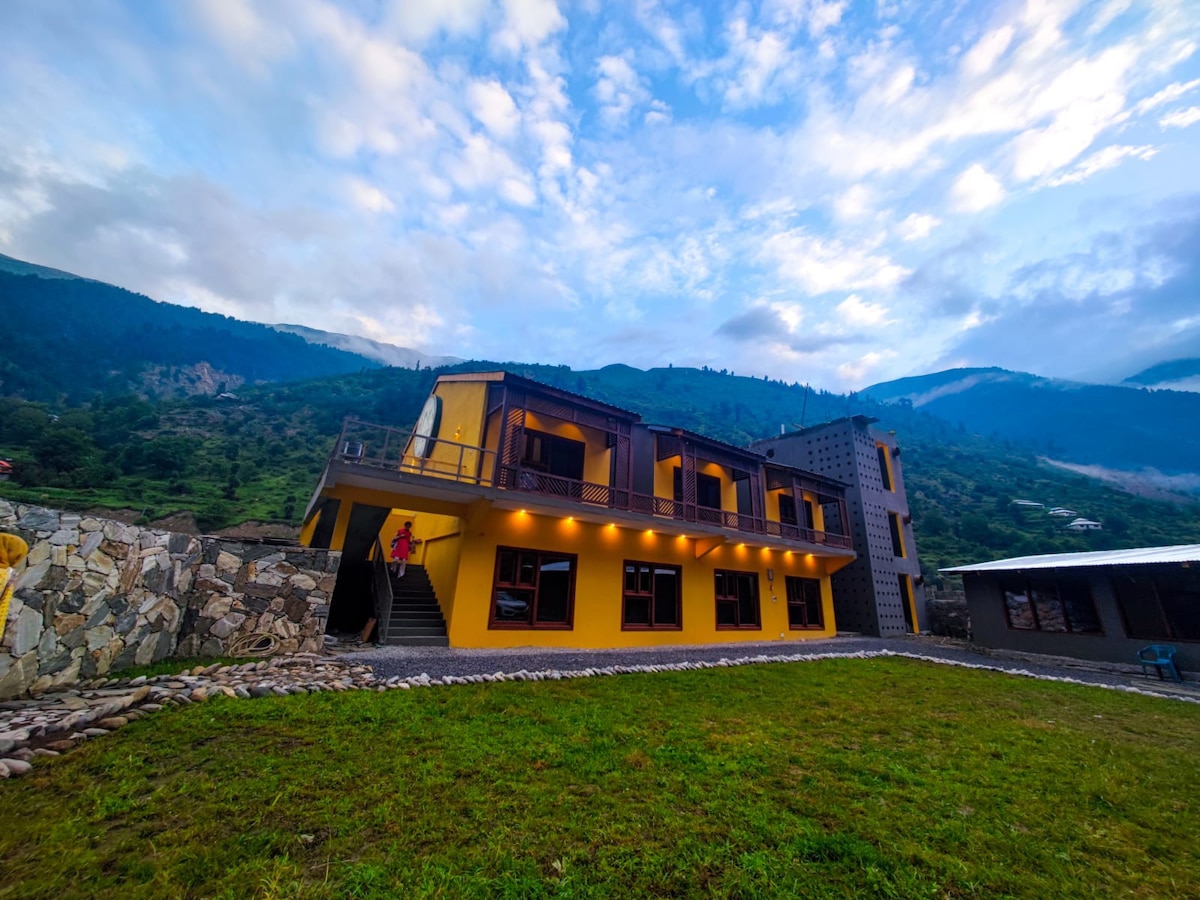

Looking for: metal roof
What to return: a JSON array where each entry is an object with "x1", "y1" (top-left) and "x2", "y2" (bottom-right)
[{"x1": 942, "y1": 544, "x2": 1200, "y2": 574}]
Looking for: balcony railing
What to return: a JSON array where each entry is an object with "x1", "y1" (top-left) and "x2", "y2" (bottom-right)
[{"x1": 332, "y1": 418, "x2": 852, "y2": 549}]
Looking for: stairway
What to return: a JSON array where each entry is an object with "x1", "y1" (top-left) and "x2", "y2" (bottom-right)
[{"x1": 385, "y1": 565, "x2": 449, "y2": 646}]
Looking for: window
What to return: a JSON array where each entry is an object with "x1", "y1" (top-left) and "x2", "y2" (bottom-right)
[
  {"x1": 888, "y1": 512, "x2": 906, "y2": 558},
  {"x1": 622, "y1": 561, "x2": 682, "y2": 629},
  {"x1": 674, "y1": 467, "x2": 723, "y2": 509},
  {"x1": 715, "y1": 569, "x2": 760, "y2": 629},
  {"x1": 1003, "y1": 577, "x2": 1102, "y2": 635},
  {"x1": 785, "y1": 577, "x2": 823, "y2": 629},
  {"x1": 490, "y1": 547, "x2": 576, "y2": 629},
  {"x1": 1115, "y1": 573, "x2": 1200, "y2": 642},
  {"x1": 778, "y1": 493, "x2": 797, "y2": 526},
  {"x1": 522, "y1": 429, "x2": 585, "y2": 481},
  {"x1": 899, "y1": 575, "x2": 916, "y2": 633},
  {"x1": 876, "y1": 443, "x2": 894, "y2": 491}
]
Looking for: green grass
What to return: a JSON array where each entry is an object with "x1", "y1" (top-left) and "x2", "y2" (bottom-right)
[{"x1": 2, "y1": 659, "x2": 1198, "y2": 899}]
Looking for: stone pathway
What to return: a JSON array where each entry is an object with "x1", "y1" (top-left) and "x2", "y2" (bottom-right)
[{"x1": 1, "y1": 637, "x2": 1195, "y2": 780}]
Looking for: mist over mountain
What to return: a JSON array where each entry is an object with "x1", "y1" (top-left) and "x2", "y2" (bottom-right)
[
  {"x1": 1122, "y1": 358, "x2": 1200, "y2": 393},
  {"x1": 269, "y1": 323, "x2": 462, "y2": 370}
]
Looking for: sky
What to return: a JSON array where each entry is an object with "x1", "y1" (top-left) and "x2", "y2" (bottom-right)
[{"x1": 1, "y1": 0, "x2": 1199, "y2": 391}]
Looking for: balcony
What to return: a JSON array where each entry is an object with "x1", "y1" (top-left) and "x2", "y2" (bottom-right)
[{"x1": 330, "y1": 417, "x2": 852, "y2": 550}]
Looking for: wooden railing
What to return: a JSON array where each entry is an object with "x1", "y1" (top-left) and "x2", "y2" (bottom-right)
[{"x1": 333, "y1": 418, "x2": 852, "y2": 549}]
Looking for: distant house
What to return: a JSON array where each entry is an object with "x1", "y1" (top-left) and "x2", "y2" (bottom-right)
[
  {"x1": 943, "y1": 545, "x2": 1200, "y2": 673},
  {"x1": 1065, "y1": 518, "x2": 1102, "y2": 531},
  {"x1": 1012, "y1": 500, "x2": 1044, "y2": 508},
  {"x1": 1047, "y1": 507, "x2": 1077, "y2": 517}
]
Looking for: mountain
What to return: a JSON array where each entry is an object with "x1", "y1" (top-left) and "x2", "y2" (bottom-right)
[
  {"x1": 269, "y1": 323, "x2": 462, "y2": 369},
  {"x1": 0, "y1": 252, "x2": 86, "y2": 281},
  {"x1": 0, "y1": 269, "x2": 380, "y2": 403},
  {"x1": 1123, "y1": 358, "x2": 1200, "y2": 393},
  {"x1": 862, "y1": 367, "x2": 1200, "y2": 482}
]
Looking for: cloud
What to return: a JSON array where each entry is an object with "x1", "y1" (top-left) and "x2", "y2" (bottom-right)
[
  {"x1": 345, "y1": 177, "x2": 395, "y2": 214},
  {"x1": 467, "y1": 79, "x2": 521, "y2": 139},
  {"x1": 594, "y1": 55, "x2": 649, "y2": 126},
  {"x1": 951, "y1": 164, "x2": 1004, "y2": 212},
  {"x1": 760, "y1": 230, "x2": 909, "y2": 295},
  {"x1": 493, "y1": 0, "x2": 566, "y2": 53},
  {"x1": 895, "y1": 213, "x2": 939, "y2": 241},
  {"x1": 1160, "y1": 106, "x2": 1200, "y2": 129},
  {"x1": 1045, "y1": 144, "x2": 1156, "y2": 187},
  {"x1": 715, "y1": 304, "x2": 858, "y2": 355},
  {"x1": 835, "y1": 294, "x2": 891, "y2": 327},
  {"x1": 1134, "y1": 78, "x2": 1200, "y2": 114}
]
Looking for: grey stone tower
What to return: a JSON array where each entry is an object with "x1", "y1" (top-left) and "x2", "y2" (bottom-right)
[{"x1": 751, "y1": 416, "x2": 926, "y2": 636}]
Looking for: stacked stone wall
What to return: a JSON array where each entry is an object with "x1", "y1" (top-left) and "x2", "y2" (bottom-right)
[{"x1": 0, "y1": 502, "x2": 339, "y2": 698}]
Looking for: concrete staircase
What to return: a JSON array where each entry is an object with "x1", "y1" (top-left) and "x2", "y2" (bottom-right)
[{"x1": 386, "y1": 565, "x2": 449, "y2": 646}]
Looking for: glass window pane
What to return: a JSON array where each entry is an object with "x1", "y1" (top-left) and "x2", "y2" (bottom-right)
[
  {"x1": 624, "y1": 565, "x2": 637, "y2": 593},
  {"x1": 518, "y1": 553, "x2": 537, "y2": 586},
  {"x1": 1005, "y1": 588, "x2": 1035, "y2": 629},
  {"x1": 716, "y1": 599, "x2": 738, "y2": 625},
  {"x1": 624, "y1": 596, "x2": 651, "y2": 625},
  {"x1": 534, "y1": 558, "x2": 572, "y2": 623},
  {"x1": 1159, "y1": 580, "x2": 1200, "y2": 641},
  {"x1": 1031, "y1": 587, "x2": 1067, "y2": 632},
  {"x1": 1059, "y1": 581, "x2": 1102, "y2": 634},
  {"x1": 494, "y1": 589, "x2": 532, "y2": 624},
  {"x1": 1114, "y1": 577, "x2": 1169, "y2": 639},
  {"x1": 497, "y1": 550, "x2": 517, "y2": 585},
  {"x1": 653, "y1": 568, "x2": 679, "y2": 625},
  {"x1": 639, "y1": 566, "x2": 652, "y2": 594}
]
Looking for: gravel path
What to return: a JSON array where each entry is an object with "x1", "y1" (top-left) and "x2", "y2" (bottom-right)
[{"x1": 346, "y1": 635, "x2": 1198, "y2": 696}]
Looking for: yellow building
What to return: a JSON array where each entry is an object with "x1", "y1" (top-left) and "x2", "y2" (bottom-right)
[{"x1": 301, "y1": 372, "x2": 856, "y2": 648}]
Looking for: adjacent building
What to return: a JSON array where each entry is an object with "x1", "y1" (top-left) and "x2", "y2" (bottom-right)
[
  {"x1": 750, "y1": 416, "x2": 925, "y2": 636},
  {"x1": 301, "y1": 372, "x2": 859, "y2": 649},
  {"x1": 943, "y1": 545, "x2": 1200, "y2": 673}
]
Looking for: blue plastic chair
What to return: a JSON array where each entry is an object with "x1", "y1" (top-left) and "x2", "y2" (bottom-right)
[{"x1": 1137, "y1": 645, "x2": 1182, "y2": 683}]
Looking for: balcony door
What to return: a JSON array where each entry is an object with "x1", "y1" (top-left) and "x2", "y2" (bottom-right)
[{"x1": 523, "y1": 429, "x2": 585, "y2": 481}]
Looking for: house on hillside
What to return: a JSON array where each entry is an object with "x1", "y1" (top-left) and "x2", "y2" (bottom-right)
[
  {"x1": 300, "y1": 371, "x2": 860, "y2": 648},
  {"x1": 1012, "y1": 499, "x2": 1044, "y2": 508},
  {"x1": 750, "y1": 417, "x2": 925, "y2": 636},
  {"x1": 1065, "y1": 518, "x2": 1102, "y2": 532},
  {"x1": 1047, "y1": 507, "x2": 1077, "y2": 517},
  {"x1": 943, "y1": 546, "x2": 1200, "y2": 673}
]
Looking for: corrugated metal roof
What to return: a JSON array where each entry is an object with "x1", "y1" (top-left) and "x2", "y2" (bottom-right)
[{"x1": 941, "y1": 544, "x2": 1200, "y2": 574}]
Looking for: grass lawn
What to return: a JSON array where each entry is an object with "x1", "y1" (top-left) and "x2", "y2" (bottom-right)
[{"x1": 1, "y1": 658, "x2": 1197, "y2": 899}]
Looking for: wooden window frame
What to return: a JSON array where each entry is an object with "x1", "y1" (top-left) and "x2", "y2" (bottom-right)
[
  {"x1": 488, "y1": 546, "x2": 577, "y2": 630},
  {"x1": 621, "y1": 560, "x2": 683, "y2": 631},
  {"x1": 714, "y1": 569, "x2": 761, "y2": 630},
  {"x1": 784, "y1": 576, "x2": 824, "y2": 630}
]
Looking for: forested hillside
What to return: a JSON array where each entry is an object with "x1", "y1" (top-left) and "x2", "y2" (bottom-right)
[
  {"x1": 0, "y1": 271, "x2": 379, "y2": 403},
  {"x1": 2, "y1": 362, "x2": 1198, "y2": 586},
  {"x1": 863, "y1": 367, "x2": 1200, "y2": 476}
]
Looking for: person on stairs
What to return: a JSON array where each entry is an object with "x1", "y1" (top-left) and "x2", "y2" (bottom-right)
[{"x1": 390, "y1": 522, "x2": 418, "y2": 578}]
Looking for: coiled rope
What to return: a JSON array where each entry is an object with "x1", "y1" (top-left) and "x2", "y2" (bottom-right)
[{"x1": 228, "y1": 632, "x2": 280, "y2": 658}]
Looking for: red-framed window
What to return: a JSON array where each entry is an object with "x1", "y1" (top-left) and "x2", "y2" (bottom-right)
[
  {"x1": 622, "y1": 561, "x2": 682, "y2": 629},
  {"x1": 489, "y1": 547, "x2": 576, "y2": 629},
  {"x1": 785, "y1": 576, "x2": 823, "y2": 629},
  {"x1": 715, "y1": 569, "x2": 760, "y2": 629}
]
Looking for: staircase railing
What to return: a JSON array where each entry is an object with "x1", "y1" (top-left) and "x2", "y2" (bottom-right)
[{"x1": 370, "y1": 537, "x2": 393, "y2": 643}]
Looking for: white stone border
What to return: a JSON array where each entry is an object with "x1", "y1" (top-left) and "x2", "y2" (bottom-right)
[{"x1": 380, "y1": 649, "x2": 1200, "y2": 704}]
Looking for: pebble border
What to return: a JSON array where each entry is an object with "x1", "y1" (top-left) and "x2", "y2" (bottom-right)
[{"x1": 0, "y1": 648, "x2": 1194, "y2": 779}]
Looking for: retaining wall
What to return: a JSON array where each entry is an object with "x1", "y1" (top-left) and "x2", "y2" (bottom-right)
[{"x1": 0, "y1": 502, "x2": 339, "y2": 698}]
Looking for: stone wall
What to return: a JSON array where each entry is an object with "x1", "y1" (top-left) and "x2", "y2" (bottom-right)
[
  {"x1": 926, "y1": 590, "x2": 970, "y2": 639},
  {"x1": 0, "y1": 502, "x2": 339, "y2": 698}
]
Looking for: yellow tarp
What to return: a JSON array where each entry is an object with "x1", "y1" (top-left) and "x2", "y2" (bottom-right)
[{"x1": 0, "y1": 533, "x2": 30, "y2": 642}]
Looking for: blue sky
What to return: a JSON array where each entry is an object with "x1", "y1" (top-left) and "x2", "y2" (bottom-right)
[{"x1": 1, "y1": 0, "x2": 1199, "y2": 390}]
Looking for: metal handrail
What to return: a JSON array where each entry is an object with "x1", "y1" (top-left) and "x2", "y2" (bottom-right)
[{"x1": 370, "y1": 537, "x2": 393, "y2": 643}]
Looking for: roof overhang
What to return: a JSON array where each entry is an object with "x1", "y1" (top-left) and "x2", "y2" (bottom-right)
[{"x1": 941, "y1": 544, "x2": 1200, "y2": 574}]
